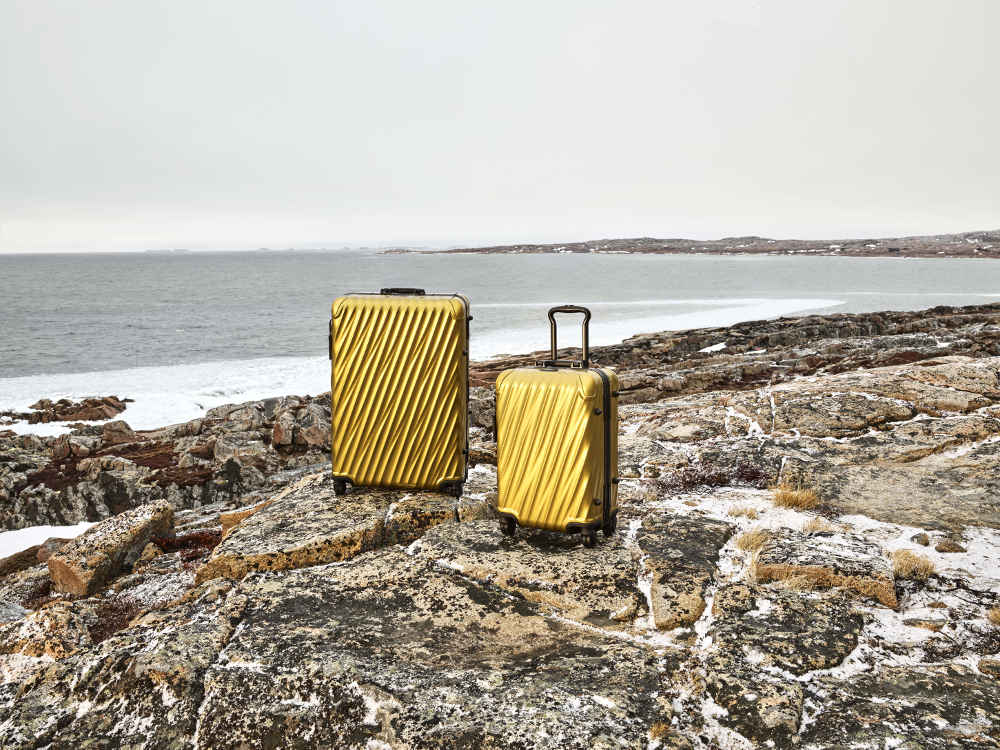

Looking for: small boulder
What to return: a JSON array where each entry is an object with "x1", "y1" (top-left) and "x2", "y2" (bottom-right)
[
  {"x1": 294, "y1": 402, "x2": 329, "y2": 447},
  {"x1": 102, "y1": 420, "x2": 136, "y2": 446},
  {"x1": 51, "y1": 436, "x2": 71, "y2": 461},
  {"x1": 980, "y1": 658, "x2": 1000, "y2": 679},
  {"x1": 47, "y1": 500, "x2": 174, "y2": 596},
  {"x1": 753, "y1": 528, "x2": 897, "y2": 608},
  {"x1": 934, "y1": 539, "x2": 967, "y2": 553},
  {"x1": 35, "y1": 537, "x2": 70, "y2": 563},
  {"x1": 271, "y1": 410, "x2": 296, "y2": 446},
  {"x1": 911, "y1": 532, "x2": 930, "y2": 546}
]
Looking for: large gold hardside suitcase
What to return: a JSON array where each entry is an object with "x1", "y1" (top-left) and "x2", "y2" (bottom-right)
[
  {"x1": 495, "y1": 306, "x2": 619, "y2": 546},
  {"x1": 329, "y1": 288, "x2": 469, "y2": 496}
]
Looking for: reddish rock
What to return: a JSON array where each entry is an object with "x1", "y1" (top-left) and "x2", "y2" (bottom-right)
[
  {"x1": 271, "y1": 410, "x2": 296, "y2": 447},
  {"x1": 51, "y1": 436, "x2": 71, "y2": 461},
  {"x1": 101, "y1": 420, "x2": 136, "y2": 446}
]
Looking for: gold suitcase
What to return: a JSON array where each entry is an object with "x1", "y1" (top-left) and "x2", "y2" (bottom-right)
[
  {"x1": 495, "y1": 306, "x2": 619, "y2": 546},
  {"x1": 329, "y1": 288, "x2": 469, "y2": 496}
]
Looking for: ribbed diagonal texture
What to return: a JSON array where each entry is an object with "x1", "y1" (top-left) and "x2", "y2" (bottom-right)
[
  {"x1": 331, "y1": 295, "x2": 466, "y2": 489},
  {"x1": 496, "y1": 369, "x2": 609, "y2": 531}
]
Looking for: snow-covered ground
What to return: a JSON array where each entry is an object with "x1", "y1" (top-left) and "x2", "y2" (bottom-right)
[{"x1": 0, "y1": 523, "x2": 94, "y2": 559}]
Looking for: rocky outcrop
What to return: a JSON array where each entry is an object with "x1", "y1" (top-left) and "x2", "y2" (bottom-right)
[
  {"x1": 0, "y1": 395, "x2": 129, "y2": 425},
  {"x1": 705, "y1": 584, "x2": 865, "y2": 745},
  {"x1": 637, "y1": 512, "x2": 735, "y2": 629},
  {"x1": 47, "y1": 500, "x2": 174, "y2": 596},
  {"x1": 802, "y1": 664, "x2": 1000, "y2": 748},
  {"x1": 196, "y1": 473, "x2": 491, "y2": 584},
  {"x1": 0, "y1": 393, "x2": 333, "y2": 531}
]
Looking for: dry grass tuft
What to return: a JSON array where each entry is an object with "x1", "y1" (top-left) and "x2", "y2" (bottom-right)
[
  {"x1": 988, "y1": 607, "x2": 1000, "y2": 627},
  {"x1": 736, "y1": 528, "x2": 769, "y2": 554},
  {"x1": 728, "y1": 505, "x2": 759, "y2": 520},
  {"x1": 891, "y1": 549, "x2": 935, "y2": 581},
  {"x1": 927, "y1": 601, "x2": 948, "y2": 609},
  {"x1": 773, "y1": 484, "x2": 820, "y2": 510},
  {"x1": 754, "y1": 562, "x2": 898, "y2": 608},
  {"x1": 649, "y1": 722, "x2": 674, "y2": 741},
  {"x1": 802, "y1": 517, "x2": 836, "y2": 534},
  {"x1": 745, "y1": 551, "x2": 761, "y2": 583}
]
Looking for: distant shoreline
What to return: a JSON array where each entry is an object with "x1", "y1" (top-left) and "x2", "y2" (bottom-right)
[{"x1": 382, "y1": 229, "x2": 1000, "y2": 259}]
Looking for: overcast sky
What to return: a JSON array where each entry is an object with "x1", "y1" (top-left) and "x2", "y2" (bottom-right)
[{"x1": 1, "y1": 1, "x2": 997, "y2": 253}]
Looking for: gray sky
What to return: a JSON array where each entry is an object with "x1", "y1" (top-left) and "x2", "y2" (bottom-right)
[{"x1": 1, "y1": 0, "x2": 997, "y2": 253}]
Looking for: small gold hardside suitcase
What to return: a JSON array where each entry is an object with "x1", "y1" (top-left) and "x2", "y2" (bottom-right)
[
  {"x1": 495, "y1": 306, "x2": 619, "y2": 546},
  {"x1": 329, "y1": 288, "x2": 469, "y2": 496}
]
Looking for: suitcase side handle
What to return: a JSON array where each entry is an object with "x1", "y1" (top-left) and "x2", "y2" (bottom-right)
[
  {"x1": 380, "y1": 287, "x2": 425, "y2": 295},
  {"x1": 542, "y1": 305, "x2": 591, "y2": 368}
]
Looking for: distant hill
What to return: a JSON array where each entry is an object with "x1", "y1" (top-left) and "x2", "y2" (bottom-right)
[{"x1": 396, "y1": 230, "x2": 1000, "y2": 258}]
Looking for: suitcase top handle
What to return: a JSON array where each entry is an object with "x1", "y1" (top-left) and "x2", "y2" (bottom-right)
[
  {"x1": 542, "y1": 305, "x2": 591, "y2": 368},
  {"x1": 381, "y1": 287, "x2": 426, "y2": 295}
]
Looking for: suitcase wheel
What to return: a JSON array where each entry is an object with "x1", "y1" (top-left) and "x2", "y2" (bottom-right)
[
  {"x1": 602, "y1": 515, "x2": 617, "y2": 537},
  {"x1": 333, "y1": 479, "x2": 349, "y2": 496},
  {"x1": 582, "y1": 529, "x2": 597, "y2": 548},
  {"x1": 440, "y1": 481, "x2": 463, "y2": 498},
  {"x1": 500, "y1": 517, "x2": 517, "y2": 537}
]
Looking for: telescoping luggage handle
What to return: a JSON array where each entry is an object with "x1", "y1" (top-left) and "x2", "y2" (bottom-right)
[{"x1": 540, "y1": 305, "x2": 591, "y2": 368}]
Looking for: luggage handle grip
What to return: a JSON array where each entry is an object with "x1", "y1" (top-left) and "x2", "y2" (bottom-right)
[
  {"x1": 544, "y1": 305, "x2": 591, "y2": 368},
  {"x1": 380, "y1": 287, "x2": 425, "y2": 295}
]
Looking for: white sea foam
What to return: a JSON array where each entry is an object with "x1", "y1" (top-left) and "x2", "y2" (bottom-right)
[
  {"x1": 0, "y1": 296, "x2": 842, "y2": 436},
  {"x1": 478, "y1": 297, "x2": 843, "y2": 359}
]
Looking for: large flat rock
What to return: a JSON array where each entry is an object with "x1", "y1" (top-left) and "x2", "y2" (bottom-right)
[
  {"x1": 802, "y1": 664, "x2": 1000, "y2": 749},
  {"x1": 783, "y1": 436, "x2": 1000, "y2": 531},
  {"x1": 415, "y1": 520, "x2": 642, "y2": 624},
  {"x1": 47, "y1": 499, "x2": 173, "y2": 596},
  {"x1": 196, "y1": 549, "x2": 675, "y2": 750},
  {"x1": 195, "y1": 473, "x2": 489, "y2": 584},
  {"x1": 0, "y1": 581, "x2": 244, "y2": 749},
  {"x1": 637, "y1": 511, "x2": 736, "y2": 629},
  {"x1": 705, "y1": 584, "x2": 864, "y2": 747}
]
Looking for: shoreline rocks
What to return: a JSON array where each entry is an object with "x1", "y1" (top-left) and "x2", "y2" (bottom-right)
[{"x1": 0, "y1": 395, "x2": 130, "y2": 425}]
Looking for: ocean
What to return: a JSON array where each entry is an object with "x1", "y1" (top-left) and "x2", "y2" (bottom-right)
[{"x1": 2, "y1": 250, "x2": 1000, "y2": 434}]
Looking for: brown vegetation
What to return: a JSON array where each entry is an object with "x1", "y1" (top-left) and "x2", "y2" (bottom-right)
[
  {"x1": 891, "y1": 549, "x2": 935, "y2": 581},
  {"x1": 988, "y1": 607, "x2": 1000, "y2": 626},
  {"x1": 89, "y1": 596, "x2": 142, "y2": 643},
  {"x1": 728, "y1": 505, "x2": 759, "y2": 520},
  {"x1": 802, "y1": 517, "x2": 836, "y2": 534},
  {"x1": 662, "y1": 463, "x2": 772, "y2": 493},
  {"x1": 773, "y1": 485, "x2": 820, "y2": 510},
  {"x1": 736, "y1": 528, "x2": 769, "y2": 554},
  {"x1": 753, "y1": 562, "x2": 898, "y2": 608}
]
